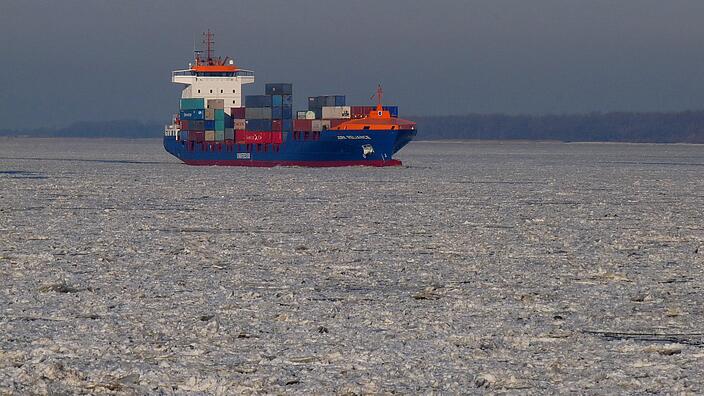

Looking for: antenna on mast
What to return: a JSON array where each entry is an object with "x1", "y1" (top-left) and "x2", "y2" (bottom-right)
[{"x1": 203, "y1": 30, "x2": 215, "y2": 64}]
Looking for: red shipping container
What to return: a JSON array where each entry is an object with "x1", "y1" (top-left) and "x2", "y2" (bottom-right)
[
  {"x1": 190, "y1": 131, "x2": 205, "y2": 142},
  {"x1": 293, "y1": 119, "x2": 313, "y2": 132},
  {"x1": 235, "y1": 130, "x2": 247, "y2": 144},
  {"x1": 244, "y1": 131, "x2": 272, "y2": 144},
  {"x1": 230, "y1": 107, "x2": 246, "y2": 119},
  {"x1": 272, "y1": 119, "x2": 283, "y2": 131},
  {"x1": 271, "y1": 131, "x2": 283, "y2": 144},
  {"x1": 330, "y1": 119, "x2": 347, "y2": 129},
  {"x1": 350, "y1": 106, "x2": 374, "y2": 119},
  {"x1": 180, "y1": 120, "x2": 190, "y2": 129}
]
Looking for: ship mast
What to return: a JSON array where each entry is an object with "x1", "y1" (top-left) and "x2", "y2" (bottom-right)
[{"x1": 373, "y1": 84, "x2": 384, "y2": 111}]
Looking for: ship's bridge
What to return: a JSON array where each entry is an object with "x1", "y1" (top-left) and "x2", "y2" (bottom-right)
[{"x1": 172, "y1": 65, "x2": 255, "y2": 112}]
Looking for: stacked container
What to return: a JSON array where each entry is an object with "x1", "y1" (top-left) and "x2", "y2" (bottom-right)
[
  {"x1": 242, "y1": 83, "x2": 294, "y2": 142},
  {"x1": 307, "y1": 95, "x2": 345, "y2": 119}
]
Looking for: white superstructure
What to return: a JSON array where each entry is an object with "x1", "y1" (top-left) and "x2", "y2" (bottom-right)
[
  {"x1": 171, "y1": 30, "x2": 255, "y2": 115},
  {"x1": 172, "y1": 66, "x2": 254, "y2": 114}
]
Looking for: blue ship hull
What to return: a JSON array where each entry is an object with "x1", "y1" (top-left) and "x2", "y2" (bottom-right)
[{"x1": 163, "y1": 129, "x2": 416, "y2": 167}]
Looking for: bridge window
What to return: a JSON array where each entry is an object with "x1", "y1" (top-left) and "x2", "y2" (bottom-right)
[
  {"x1": 197, "y1": 89, "x2": 201, "y2": 93},
  {"x1": 210, "y1": 90, "x2": 213, "y2": 93},
  {"x1": 232, "y1": 90, "x2": 236, "y2": 93},
  {"x1": 220, "y1": 90, "x2": 223, "y2": 93}
]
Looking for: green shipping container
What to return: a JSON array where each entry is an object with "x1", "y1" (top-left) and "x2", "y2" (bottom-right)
[
  {"x1": 180, "y1": 98, "x2": 205, "y2": 110},
  {"x1": 215, "y1": 109, "x2": 225, "y2": 121},
  {"x1": 215, "y1": 120, "x2": 225, "y2": 131},
  {"x1": 215, "y1": 130, "x2": 225, "y2": 141}
]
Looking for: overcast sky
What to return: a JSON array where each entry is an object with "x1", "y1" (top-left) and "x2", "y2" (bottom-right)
[{"x1": 2, "y1": 0, "x2": 704, "y2": 129}]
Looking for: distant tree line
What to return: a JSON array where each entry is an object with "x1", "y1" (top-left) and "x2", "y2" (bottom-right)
[
  {"x1": 411, "y1": 111, "x2": 704, "y2": 143},
  {"x1": 0, "y1": 120, "x2": 163, "y2": 139},
  {"x1": 2, "y1": 111, "x2": 704, "y2": 143}
]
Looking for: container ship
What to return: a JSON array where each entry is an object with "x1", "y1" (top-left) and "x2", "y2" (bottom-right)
[{"x1": 163, "y1": 31, "x2": 417, "y2": 167}]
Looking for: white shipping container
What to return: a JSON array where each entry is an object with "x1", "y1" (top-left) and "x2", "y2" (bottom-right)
[
  {"x1": 322, "y1": 106, "x2": 351, "y2": 119},
  {"x1": 305, "y1": 111, "x2": 316, "y2": 120},
  {"x1": 297, "y1": 111, "x2": 308, "y2": 120},
  {"x1": 234, "y1": 119, "x2": 246, "y2": 129},
  {"x1": 311, "y1": 120, "x2": 323, "y2": 132}
]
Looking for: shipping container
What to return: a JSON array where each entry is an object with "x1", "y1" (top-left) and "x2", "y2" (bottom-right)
[
  {"x1": 283, "y1": 119, "x2": 293, "y2": 132},
  {"x1": 225, "y1": 115, "x2": 234, "y2": 128},
  {"x1": 233, "y1": 119, "x2": 246, "y2": 130},
  {"x1": 311, "y1": 120, "x2": 323, "y2": 132},
  {"x1": 297, "y1": 111, "x2": 308, "y2": 120},
  {"x1": 282, "y1": 105, "x2": 293, "y2": 119},
  {"x1": 215, "y1": 130, "x2": 225, "y2": 141},
  {"x1": 321, "y1": 120, "x2": 331, "y2": 130},
  {"x1": 205, "y1": 108, "x2": 215, "y2": 120},
  {"x1": 330, "y1": 119, "x2": 347, "y2": 128},
  {"x1": 215, "y1": 120, "x2": 225, "y2": 132},
  {"x1": 190, "y1": 131, "x2": 205, "y2": 142},
  {"x1": 294, "y1": 119, "x2": 313, "y2": 132},
  {"x1": 265, "y1": 83, "x2": 293, "y2": 95},
  {"x1": 272, "y1": 95, "x2": 283, "y2": 106},
  {"x1": 271, "y1": 131, "x2": 283, "y2": 144},
  {"x1": 215, "y1": 109, "x2": 225, "y2": 121},
  {"x1": 180, "y1": 120, "x2": 191, "y2": 130},
  {"x1": 235, "y1": 130, "x2": 246, "y2": 144},
  {"x1": 322, "y1": 106, "x2": 351, "y2": 119},
  {"x1": 205, "y1": 120, "x2": 216, "y2": 130},
  {"x1": 231, "y1": 107, "x2": 246, "y2": 119},
  {"x1": 225, "y1": 128, "x2": 235, "y2": 140},
  {"x1": 334, "y1": 95, "x2": 346, "y2": 106},
  {"x1": 244, "y1": 131, "x2": 273, "y2": 144},
  {"x1": 246, "y1": 119, "x2": 272, "y2": 131},
  {"x1": 271, "y1": 106, "x2": 283, "y2": 119},
  {"x1": 245, "y1": 95, "x2": 273, "y2": 107},
  {"x1": 180, "y1": 109, "x2": 205, "y2": 120},
  {"x1": 305, "y1": 111, "x2": 316, "y2": 120},
  {"x1": 205, "y1": 131, "x2": 216, "y2": 141},
  {"x1": 207, "y1": 99, "x2": 225, "y2": 109},
  {"x1": 180, "y1": 98, "x2": 205, "y2": 110},
  {"x1": 272, "y1": 119, "x2": 282, "y2": 131},
  {"x1": 245, "y1": 107, "x2": 273, "y2": 119},
  {"x1": 189, "y1": 120, "x2": 206, "y2": 131},
  {"x1": 282, "y1": 94, "x2": 293, "y2": 105},
  {"x1": 180, "y1": 130, "x2": 189, "y2": 141}
]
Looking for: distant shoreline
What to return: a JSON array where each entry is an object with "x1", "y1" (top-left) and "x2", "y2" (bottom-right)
[{"x1": 2, "y1": 109, "x2": 704, "y2": 143}]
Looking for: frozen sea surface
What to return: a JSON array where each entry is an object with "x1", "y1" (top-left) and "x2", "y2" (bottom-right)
[{"x1": 1, "y1": 138, "x2": 703, "y2": 394}]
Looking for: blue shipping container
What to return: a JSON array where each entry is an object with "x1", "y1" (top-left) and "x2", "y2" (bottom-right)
[
  {"x1": 205, "y1": 120, "x2": 216, "y2": 130},
  {"x1": 272, "y1": 95, "x2": 283, "y2": 106},
  {"x1": 383, "y1": 106, "x2": 399, "y2": 118},
  {"x1": 246, "y1": 119, "x2": 272, "y2": 131},
  {"x1": 271, "y1": 106, "x2": 283, "y2": 119},
  {"x1": 282, "y1": 119, "x2": 293, "y2": 132},
  {"x1": 282, "y1": 105, "x2": 293, "y2": 119},
  {"x1": 334, "y1": 96, "x2": 346, "y2": 106},
  {"x1": 225, "y1": 115, "x2": 234, "y2": 128},
  {"x1": 282, "y1": 95, "x2": 293, "y2": 105},
  {"x1": 245, "y1": 95, "x2": 273, "y2": 107},
  {"x1": 180, "y1": 109, "x2": 205, "y2": 120},
  {"x1": 179, "y1": 131, "x2": 189, "y2": 141}
]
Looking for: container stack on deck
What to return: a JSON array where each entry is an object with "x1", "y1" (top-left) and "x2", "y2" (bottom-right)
[{"x1": 177, "y1": 83, "x2": 403, "y2": 145}]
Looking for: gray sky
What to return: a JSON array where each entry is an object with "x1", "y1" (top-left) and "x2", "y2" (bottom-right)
[{"x1": 2, "y1": 0, "x2": 704, "y2": 129}]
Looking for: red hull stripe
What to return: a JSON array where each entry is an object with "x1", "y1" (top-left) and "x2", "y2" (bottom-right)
[{"x1": 182, "y1": 159, "x2": 402, "y2": 167}]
